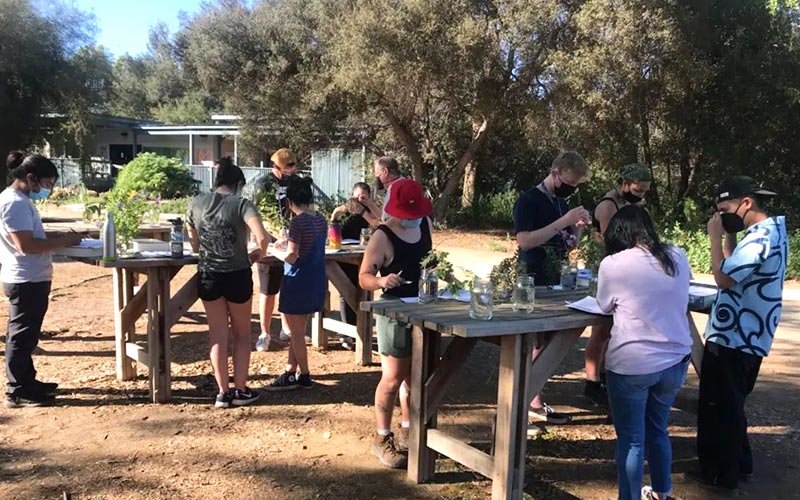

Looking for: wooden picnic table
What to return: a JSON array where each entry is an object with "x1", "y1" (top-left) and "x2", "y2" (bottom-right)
[
  {"x1": 66, "y1": 246, "x2": 370, "y2": 403},
  {"x1": 362, "y1": 287, "x2": 710, "y2": 500},
  {"x1": 43, "y1": 220, "x2": 172, "y2": 241}
]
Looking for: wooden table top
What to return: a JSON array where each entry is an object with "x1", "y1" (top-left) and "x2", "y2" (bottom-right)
[
  {"x1": 75, "y1": 246, "x2": 366, "y2": 269},
  {"x1": 361, "y1": 288, "x2": 612, "y2": 338}
]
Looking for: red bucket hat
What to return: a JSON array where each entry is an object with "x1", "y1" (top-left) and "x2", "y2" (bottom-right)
[{"x1": 384, "y1": 179, "x2": 433, "y2": 220}]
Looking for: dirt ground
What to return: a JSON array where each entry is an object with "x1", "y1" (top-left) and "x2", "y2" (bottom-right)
[{"x1": 1, "y1": 228, "x2": 799, "y2": 499}]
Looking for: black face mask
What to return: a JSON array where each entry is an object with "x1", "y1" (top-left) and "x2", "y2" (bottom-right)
[
  {"x1": 622, "y1": 190, "x2": 643, "y2": 204},
  {"x1": 374, "y1": 177, "x2": 384, "y2": 192},
  {"x1": 554, "y1": 182, "x2": 577, "y2": 198},
  {"x1": 720, "y1": 201, "x2": 748, "y2": 234}
]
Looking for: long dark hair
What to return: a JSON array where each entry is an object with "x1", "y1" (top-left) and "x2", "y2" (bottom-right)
[
  {"x1": 604, "y1": 205, "x2": 676, "y2": 276},
  {"x1": 214, "y1": 162, "x2": 245, "y2": 190},
  {"x1": 8, "y1": 154, "x2": 59, "y2": 184}
]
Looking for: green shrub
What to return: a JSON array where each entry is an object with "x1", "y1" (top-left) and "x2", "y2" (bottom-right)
[
  {"x1": 113, "y1": 153, "x2": 196, "y2": 200},
  {"x1": 454, "y1": 191, "x2": 518, "y2": 228},
  {"x1": 662, "y1": 223, "x2": 712, "y2": 274},
  {"x1": 787, "y1": 230, "x2": 800, "y2": 280}
]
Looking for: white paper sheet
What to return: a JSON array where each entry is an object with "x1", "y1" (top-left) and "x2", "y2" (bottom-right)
[
  {"x1": 400, "y1": 297, "x2": 419, "y2": 304},
  {"x1": 567, "y1": 296, "x2": 611, "y2": 316},
  {"x1": 75, "y1": 238, "x2": 103, "y2": 249},
  {"x1": 341, "y1": 239, "x2": 360, "y2": 245},
  {"x1": 439, "y1": 289, "x2": 471, "y2": 302}
]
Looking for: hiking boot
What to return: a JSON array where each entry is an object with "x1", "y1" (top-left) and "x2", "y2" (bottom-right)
[
  {"x1": 584, "y1": 379, "x2": 608, "y2": 407},
  {"x1": 214, "y1": 390, "x2": 232, "y2": 409},
  {"x1": 340, "y1": 337, "x2": 355, "y2": 351},
  {"x1": 266, "y1": 372, "x2": 300, "y2": 392},
  {"x1": 371, "y1": 432, "x2": 407, "y2": 469},
  {"x1": 33, "y1": 380, "x2": 59, "y2": 396},
  {"x1": 529, "y1": 403, "x2": 571, "y2": 425},
  {"x1": 5, "y1": 389, "x2": 55, "y2": 408},
  {"x1": 641, "y1": 485, "x2": 682, "y2": 500},
  {"x1": 396, "y1": 426, "x2": 410, "y2": 453},
  {"x1": 231, "y1": 387, "x2": 261, "y2": 406},
  {"x1": 297, "y1": 373, "x2": 313, "y2": 389}
]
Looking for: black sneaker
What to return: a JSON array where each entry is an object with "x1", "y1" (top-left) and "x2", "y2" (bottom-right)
[
  {"x1": 5, "y1": 389, "x2": 55, "y2": 408},
  {"x1": 231, "y1": 387, "x2": 261, "y2": 406},
  {"x1": 33, "y1": 380, "x2": 58, "y2": 396},
  {"x1": 584, "y1": 379, "x2": 608, "y2": 407},
  {"x1": 266, "y1": 372, "x2": 300, "y2": 392},
  {"x1": 214, "y1": 390, "x2": 232, "y2": 409},
  {"x1": 297, "y1": 373, "x2": 313, "y2": 389}
]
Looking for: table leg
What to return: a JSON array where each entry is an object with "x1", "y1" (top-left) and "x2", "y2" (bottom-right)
[
  {"x1": 147, "y1": 268, "x2": 172, "y2": 403},
  {"x1": 492, "y1": 333, "x2": 534, "y2": 500},
  {"x1": 408, "y1": 326, "x2": 441, "y2": 483},
  {"x1": 688, "y1": 311, "x2": 704, "y2": 377},
  {"x1": 113, "y1": 268, "x2": 136, "y2": 380},
  {"x1": 355, "y1": 288, "x2": 373, "y2": 366},
  {"x1": 311, "y1": 289, "x2": 330, "y2": 350}
]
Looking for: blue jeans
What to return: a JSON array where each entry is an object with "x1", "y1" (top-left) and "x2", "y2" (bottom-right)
[{"x1": 606, "y1": 357, "x2": 689, "y2": 500}]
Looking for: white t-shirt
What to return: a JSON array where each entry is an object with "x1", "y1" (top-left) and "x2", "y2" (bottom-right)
[
  {"x1": 596, "y1": 246, "x2": 692, "y2": 375},
  {"x1": 0, "y1": 187, "x2": 53, "y2": 283}
]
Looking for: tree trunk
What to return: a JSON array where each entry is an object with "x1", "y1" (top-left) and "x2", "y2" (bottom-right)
[
  {"x1": 461, "y1": 159, "x2": 476, "y2": 208},
  {"x1": 433, "y1": 118, "x2": 489, "y2": 220},
  {"x1": 383, "y1": 109, "x2": 424, "y2": 180},
  {"x1": 639, "y1": 107, "x2": 659, "y2": 209}
]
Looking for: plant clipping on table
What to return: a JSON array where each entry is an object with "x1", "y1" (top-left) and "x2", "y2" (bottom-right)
[
  {"x1": 420, "y1": 249, "x2": 473, "y2": 296},
  {"x1": 106, "y1": 190, "x2": 148, "y2": 250},
  {"x1": 489, "y1": 249, "x2": 527, "y2": 300},
  {"x1": 256, "y1": 183, "x2": 287, "y2": 236}
]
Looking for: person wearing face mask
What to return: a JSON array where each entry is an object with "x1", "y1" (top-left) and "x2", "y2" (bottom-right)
[
  {"x1": 372, "y1": 156, "x2": 404, "y2": 220},
  {"x1": 514, "y1": 151, "x2": 591, "y2": 426},
  {"x1": 243, "y1": 148, "x2": 299, "y2": 352},
  {"x1": 187, "y1": 162, "x2": 270, "y2": 408},
  {"x1": 358, "y1": 179, "x2": 433, "y2": 469},
  {"x1": 686, "y1": 176, "x2": 787, "y2": 492},
  {"x1": 1, "y1": 153, "x2": 82, "y2": 408},
  {"x1": 584, "y1": 163, "x2": 653, "y2": 407}
]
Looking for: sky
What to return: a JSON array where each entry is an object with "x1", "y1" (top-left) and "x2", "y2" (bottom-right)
[{"x1": 70, "y1": 0, "x2": 204, "y2": 57}]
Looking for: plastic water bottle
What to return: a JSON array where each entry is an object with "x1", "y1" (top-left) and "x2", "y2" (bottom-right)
[
  {"x1": 102, "y1": 211, "x2": 116, "y2": 260},
  {"x1": 169, "y1": 218, "x2": 184, "y2": 258}
]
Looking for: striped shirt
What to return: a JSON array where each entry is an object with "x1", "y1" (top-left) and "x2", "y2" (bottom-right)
[{"x1": 288, "y1": 212, "x2": 327, "y2": 259}]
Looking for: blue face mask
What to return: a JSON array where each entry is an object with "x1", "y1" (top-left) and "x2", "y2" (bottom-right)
[
  {"x1": 29, "y1": 187, "x2": 51, "y2": 201},
  {"x1": 400, "y1": 217, "x2": 422, "y2": 229}
]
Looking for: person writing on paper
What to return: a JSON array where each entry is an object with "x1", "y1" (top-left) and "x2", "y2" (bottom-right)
[
  {"x1": 359, "y1": 179, "x2": 432, "y2": 469},
  {"x1": 513, "y1": 151, "x2": 591, "y2": 425},
  {"x1": 687, "y1": 177, "x2": 786, "y2": 491},
  {"x1": 330, "y1": 182, "x2": 381, "y2": 349},
  {"x1": 595, "y1": 205, "x2": 692, "y2": 500},
  {"x1": 266, "y1": 176, "x2": 327, "y2": 392},
  {"x1": 585, "y1": 163, "x2": 652, "y2": 407},
  {"x1": 1, "y1": 153, "x2": 82, "y2": 408},
  {"x1": 187, "y1": 162, "x2": 270, "y2": 408}
]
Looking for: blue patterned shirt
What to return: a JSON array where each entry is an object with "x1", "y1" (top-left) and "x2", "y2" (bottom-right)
[{"x1": 705, "y1": 216, "x2": 788, "y2": 356}]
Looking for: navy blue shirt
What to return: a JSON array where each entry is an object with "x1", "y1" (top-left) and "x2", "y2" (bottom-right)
[{"x1": 513, "y1": 186, "x2": 571, "y2": 285}]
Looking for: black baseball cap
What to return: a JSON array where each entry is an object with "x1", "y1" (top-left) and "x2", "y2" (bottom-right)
[{"x1": 715, "y1": 176, "x2": 777, "y2": 203}]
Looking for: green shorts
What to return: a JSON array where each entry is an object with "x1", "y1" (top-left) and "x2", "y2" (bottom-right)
[{"x1": 376, "y1": 295, "x2": 412, "y2": 358}]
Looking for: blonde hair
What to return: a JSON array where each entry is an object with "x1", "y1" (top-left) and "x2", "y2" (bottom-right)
[{"x1": 552, "y1": 151, "x2": 590, "y2": 179}]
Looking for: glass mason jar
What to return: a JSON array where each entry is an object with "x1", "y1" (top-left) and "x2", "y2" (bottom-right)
[
  {"x1": 560, "y1": 264, "x2": 573, "y2": 288},
  {"x1": 512, "y1": 275, "x2": 535, "y2": 313},
  {"x1": 588, "y1": 277, "x2": 599, "y2": 297},
  {"x1": 418, "y1": 268, "x2": 438, "y2": 304},
  {"x1": 469, "y1": 278, "x2": 493, "y2": 320}
]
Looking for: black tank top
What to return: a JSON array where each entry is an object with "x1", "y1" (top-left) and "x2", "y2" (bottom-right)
[
  {"x1": 341, "y1": 213, "x2": 369, "y2": 241},
  {"x1": 376, "y1": 218, "x2": 432, "y2": 298},
  {"x1": 592, "y1": 197, "x2": 620, "y2": 233}
]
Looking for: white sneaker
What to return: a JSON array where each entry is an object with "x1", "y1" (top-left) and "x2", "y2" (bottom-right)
[
  {"x1": 279, "y1": 330, "x2": 291, "y2": 342},
  {"x1": 255, "y1": 333, "x2": 269, "y2": 352},
  {"x1": 305, "y1": 336, "x2": 312, "y2": 345}
]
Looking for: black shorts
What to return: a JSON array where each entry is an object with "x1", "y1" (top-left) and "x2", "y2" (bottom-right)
[
  {"x1": 198, "y1": 268, "x2": 253, "y2": 304},
  {"x1": 256, "y1": 262, "x2": 283, "y2": 295}
]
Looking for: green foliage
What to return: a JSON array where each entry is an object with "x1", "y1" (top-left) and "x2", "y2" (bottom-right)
[
  {"x1": 662, "y1": 224, "x2": 713, "y2": 274},
  {"x1": 454, "y1": 191, "x2": 518, "y2": 229},
  {"x1": 157, "y1": 197, "x2": 190, "y2": 216},
  {"x1": 421, "y1": 250, "x2": 470, "y2": 295},
  {"x1": 256, "y1": 183, "x2": 286, "y2": 235},
  {"x1": 575, "y1": 235, "x2": 605, "y2": 273},
  {"x1": 787, "y1": 230, "x2": 800, "y2": 280},
  {"x1": 106, "y1": 191, "x2": 148, "y2": 248},
  {"x1": 114, "y1": 153, "x2": 196, "y2": 200},
  {"x1": 490, "y1": 250, "x2": 526, "y2": 300},
  {"x1": 152, "y1": 91, "x2": 214, "y2": 125}
]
